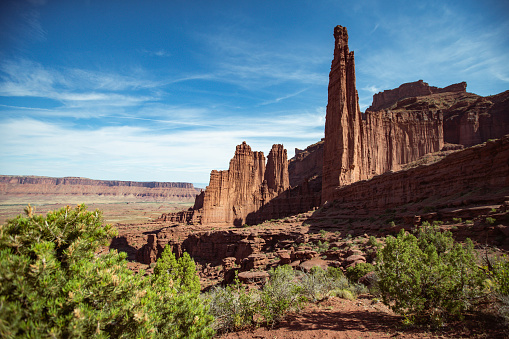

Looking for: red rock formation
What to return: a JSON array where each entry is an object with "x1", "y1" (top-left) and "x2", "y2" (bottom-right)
[
  {"x1": 443, "y1": 91, "x2": 509, "y2": 147},
  {"x1": 200, "y1": 141, "x2": 266, "y2": 226},
  {"x1": 367, "y1": 80, "x2": 467, "y2": 112},
  {"x1": 322, "y1": 26, "x2": 446, "y2": 202},
  {"x1": 329, "y1": 136, "x2": 509, "y2": 211},
  {"x1": 162, "y1": 143, "x2": 292, "y2": 226},
  {"x1": 288, "y1": 139, "x2": 324, "y2": 187},
  {"x1": 0, "y1": 175, "x2": 200, "y2": 202},
  {"x1": 322, "y1": 25, "x2": 364, "y2": 202},
  {"x1": 264, "y1": 144, "x2": 289, "y2": 194}
]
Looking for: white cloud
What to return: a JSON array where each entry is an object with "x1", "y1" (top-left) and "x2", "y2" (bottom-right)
[{"x1": 0, "y1": 107, "x2": 324, "y2": 182}]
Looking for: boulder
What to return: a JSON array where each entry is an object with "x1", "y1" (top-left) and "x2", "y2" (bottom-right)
[{"x1": 238, "y1": 271, "x2": 269, "y2": 284}]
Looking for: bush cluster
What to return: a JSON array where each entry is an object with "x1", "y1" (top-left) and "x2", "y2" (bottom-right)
[
  {"x1": 0, "y1": 204, "x2": 214, "y2": 338},
  {"x1": 206, "y1": 265, "x2": 364, "y2": 332},
  {"x1": 376, "y1": 224, "x2": 485, "y2": 326},
  {"x1": 345, "y1": 262, "x2": 374, "y2": 283}
]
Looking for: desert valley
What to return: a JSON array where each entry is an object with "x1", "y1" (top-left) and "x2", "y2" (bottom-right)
[{"x1": 2, "y1": 25, "x2": 509, "y2": 338}]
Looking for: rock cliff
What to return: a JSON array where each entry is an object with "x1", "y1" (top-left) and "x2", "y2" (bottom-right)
[
  {"x1": 0, "y1": 175, "x2": 200, "y2": 202},
  {"x1": 328, "y1": 135, "x2": 509, "y2": 212},
  {"x1": 161, "y1": 142, "x2": 292, "y2": 226},
  {"x1": 443, "y1": 90, "x2": 509, "y2": 147}
]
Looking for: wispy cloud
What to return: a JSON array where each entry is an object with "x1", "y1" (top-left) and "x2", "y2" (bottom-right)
[
  {"x1": 199, "y1": 30, "x2": 329, "y2": 89},
  {"x1": 0, "y1": 58, "x2": 160, "y2": 113},
  {"x1": 139, "y1": 49, "x2": 172, "y2": 57},
  {"x1": 356, "y1": 3, "x2": 509, "y2": 98},
  {"x1": 259, "y1": 88, "x2": 309, "y2": 106},
  {"x1": 0, "y1": 107, "x2": 324, "y2": 182}
]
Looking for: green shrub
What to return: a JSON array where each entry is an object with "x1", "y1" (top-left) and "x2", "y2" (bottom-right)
[
  {"x1": 452, "y1": 217, "x2": 462, "y2": 223},
  {"x1": 492, "y1": 256, "x2": 509, "y2": 323},
  {"x1": 377, "y1": 227, "x2": 485, "y2": 326},
  {"x1": 317, "y1": 240, "x2": 329, "y2": 252},
  {"x1": 326, "y1": 266, "x2": 345, "y2": 280},
  {"x1": 0, "y1": 204, "x2": 214, "y2": 338},
  {"x1": 206, "y1": 276, "x2": 258, "y2": 332},
  {"x1": 329, "y1": 289, "x2": 355, "y2": 300},
  {"x1": 301, "y1": 267, "x2": 331, "y2": 301},
  {"x1": 259, "y1": 265, "x2": 303, "y2": 326},
  {"x1": 346, "y1": 262, "x2": 374, "y2": 283},
  {"x1": 368, "y1": 235, "x2": 380, "y2": 247},
  {"x1": 486, "y1": 217, "x2": 496, "y2": 225}
]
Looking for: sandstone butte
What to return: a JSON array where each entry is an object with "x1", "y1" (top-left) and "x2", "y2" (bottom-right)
[{"x1": 161, "y1": 24, "x2": 509, "y2": 227}]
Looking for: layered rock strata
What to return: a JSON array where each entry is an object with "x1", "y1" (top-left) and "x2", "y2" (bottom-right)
[
  {"x1": 323, "y1": 26, "x2": 450, "y2": 202},
  {"x1": 288, "y1": 139, "x2": 324, "y2": 188},
  {"x1": 328, "y1": 135, "x2": 509, "y2": 211},
  {"x1": 0, "y1": 175, "x2": 200, "y2": 202},
  {"x1": 443, "y1": 90, "x2": 509, "y2": 147}
]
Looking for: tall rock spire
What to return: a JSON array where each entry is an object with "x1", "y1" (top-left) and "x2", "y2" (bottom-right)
[{"x1": 322, "y1": 25, "x2": 363, "y2": 203}]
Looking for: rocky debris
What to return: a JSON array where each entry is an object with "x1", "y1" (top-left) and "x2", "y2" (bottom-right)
[
  {"x1": 241, "y1": 254, "x2": 269, "y2": 271},
  {"x1": 344, "y1": 255, "x2": 366, "y2": 268},
  {"x1": 299, "y1": 258, "x2": 329, "y2": 272},
  {"x1": 277, "y1": 250, "x2": 292, "y2": 265},
  {"x1": 0, "y1": 175, "x2": 200, "y2": 202},
  {"x1": 293, "y1": 250, "x2": 319, "y2": 261}
]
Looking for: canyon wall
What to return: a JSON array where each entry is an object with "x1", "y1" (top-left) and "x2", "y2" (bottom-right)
[
  {"x1": 0, "y1": 175, "x2": 200, "y2": 202},
  {"x1": 288, "y1": 139, "x2": 324, "y2": 188}
]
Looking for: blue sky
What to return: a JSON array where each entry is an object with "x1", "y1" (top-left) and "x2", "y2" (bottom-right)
[{"x1": 1, "y1": 0, "x2": 508, "y2": 186}]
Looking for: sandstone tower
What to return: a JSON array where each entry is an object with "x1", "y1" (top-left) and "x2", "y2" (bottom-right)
[
  {"x1": 322, "y1": 25, "x2": 444, "y2": 203},
  {"x1": 322, "y1": 25, "x2": 363, "y2": 203}
]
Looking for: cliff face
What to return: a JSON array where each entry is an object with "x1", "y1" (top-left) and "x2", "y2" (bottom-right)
[
  {"x1": 201, "y1": 142, "x2": 267, "y2": 225},
  {"x1": 329, "y1": 136, "x2": 509, "y2": 211},
  {"x1": 288, "y1": 140, "x2": 324, "y2": 187},
  {"x1": 443, "y1": 91, "x2": 509, "y2": 147},
  {"x1": 0, "y1": 175, "x2": 200, "y2": 201}
]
